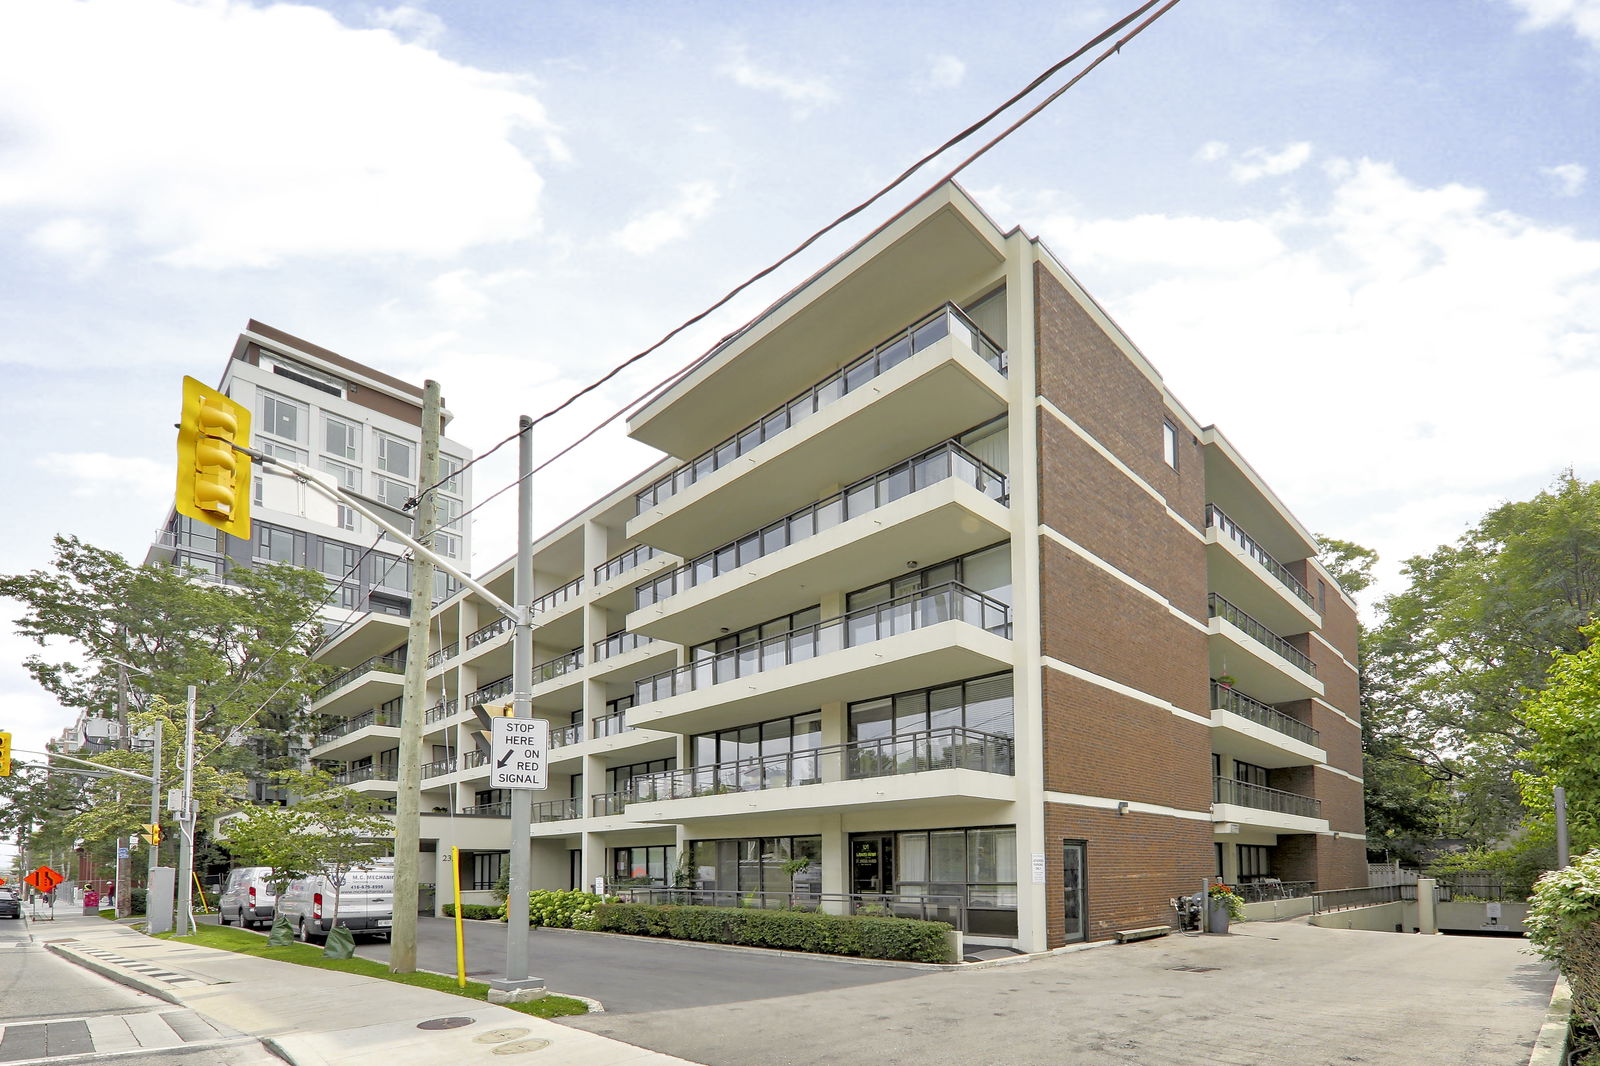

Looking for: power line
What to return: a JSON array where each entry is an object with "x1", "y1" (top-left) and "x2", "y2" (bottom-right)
[
  {"x1": 403, "y1": 0, "x2": 1171, "y2": 514},
  {"x1": 441, "y1": 0, "x2": 1185, "y2": 539}
]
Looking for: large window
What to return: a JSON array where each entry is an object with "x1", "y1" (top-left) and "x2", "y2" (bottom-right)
[
  {"x1": 689, "y1": 606, "x2": 822, "y2": 660},
  {"x1": 608, "y1": 757, "x2": 674, "y2": 794},
  {"x1": 320, "y1": 458, "x2": 359, "y2": 491},
  {"x1": 375, "y1": 433, "x2": 414, "y2": 479},
  {"x1": 690, "y1": 836, "x2": 822, "y2": 900},
  {"x1": 848, "y1": 673, "x2": 1013, "y2": 741},
  {"x1": 323, "y1": 414, "x2": 361, "y2": 461},
  {"x1": 1233, "y1": 760, "x2": 1269, "y2": 787},
  {"x1": 693, "y1": 711, "x2": 821, "y2": 767},
  {"x1": 847, "y1": 543, "x2": 1011, "y2": 612},
  {"x1": 373, "y1": 475, "x2": 411, "y2": 513},
  {"x1": 612, "y1": 845, "x2": 675, "y2": 886},
  {"x1": 319, "y1": 541, "x2": 359, "y2": 581},
  {"x1": 261, "y1": 440, "x2": 307, "y2": 465},
  {"x1": 259, "y1": 391, "x2": 305, "y2": 443},
  {"x1": 890, "y1": 826, "x2": 1017, "y2": 936},
  {"x1": 468, "y1": 851, "x2": 506, "y2": 892},
  {"x1": 439, "y1": 454, "x2": 466, "y2": 495},
  {"x1": 253, "y1": 522, "x2": 305, "y2": 565},
  {"x1": 1237, "y1": 844, "x2": 1272, "y2": 881}
]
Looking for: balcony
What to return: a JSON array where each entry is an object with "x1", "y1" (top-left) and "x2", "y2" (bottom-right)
[
  {"x1": 421, "y1": 758, "x2": 455, "y2": 780},
  {"x1": 594, "y1": 631, "x2": 654, "y2": 662},
  {"x1": 625, "y1": 727, "x2": 1016, "y2": 823},
  {"x1": 467, "y1": 675, "x2": 512, "y2": 709},
  {"x1": 1207, "y1": 594, "x2": 1322, "y2": 704},
  {"x1": 630, "y1": 582, "x2": 1013, "y2": 735},
  {"x1": 426, "y1": 641, "x2": 460, "y2": 670},
  {"x1": 630, "y1": 441, "x2": 1010, "y2": 644},
  {"x1": 424, "y1": 698, "x2": 459, "y2": 725},
  {"x1": 1212, "y1": 777, "x2": 1327, "y2": 834},
  {"x1": 591, "y1": 791, "x2": 630, "y2": 818},
  {"x1": 333, "y1": 765, "x2": 396, "y2": 791},
  {"x1": 1210, "y1": 682, "x2": 1326, "y2": 769},
  {"x1": 532, "y1": 576, "x2": 583, "y2": 618},
  {"x1": 314, "y1": 608, "x2": 411, "y2": 666},
  {"x1": 594, "y1": 544, "x2": 661, "y2": 586},
  {"x1": 532, "y1": 797, "x2": 581, "y2": 824},
  {"x1": 311, "y1": 652, "x2": 406, "y2": 716},
  {"x1": 1206, "y1": 505, "x2": 1319, "y2": 633},
  {"x1": 627, "y1": 304, "x2": 1010, "y2": 555},
  {"x1": 551, "y1": 723, "x2": 583, "y2": 748},
  {"x1": 310, "y1": 705, "x2": 402, "y2": 759},
  {"x1": 466, "y1": 615, "x2": 512, "y2": 651}
]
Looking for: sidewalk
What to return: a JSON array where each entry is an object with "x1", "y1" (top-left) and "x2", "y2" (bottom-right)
[{"x1": 37, "y1": 914, "x2": 702, "y2": 1066}]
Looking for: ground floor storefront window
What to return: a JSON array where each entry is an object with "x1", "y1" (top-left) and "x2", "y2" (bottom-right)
[
  {"x1": 852, "y1": 825, "x2": 1017, "y2": 936},
  {"x1": 690, "y1": 836, "x2": 822, "y2": 902},
  {"x1": 612, "y1": 844, "x2": 676, "y2": 886}
]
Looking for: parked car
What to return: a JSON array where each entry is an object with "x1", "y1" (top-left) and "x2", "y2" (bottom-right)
[
  {"x1": 0, "y1": 887, "x2": 21, "y2": 919},
  {"x1": 218, "y1": 867, "x2": 279, "y2": 930},
  {"x1": 275, "y1": 861, "x2": 394, "y2": 942}
]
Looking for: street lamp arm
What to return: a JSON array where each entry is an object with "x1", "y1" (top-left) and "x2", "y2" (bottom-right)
[{"x1": 13, "y1": 749, "x2": 156, "y2": 784}]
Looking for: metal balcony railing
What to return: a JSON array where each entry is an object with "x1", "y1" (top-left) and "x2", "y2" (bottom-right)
[
  {"x1": 1208, "y1": 594, "x2": 1318, "y2": 677},
  {"x1": 333, "y1": 765, "x2": 392, "y2": 785},
  {"x1": 421, "y1": 758, "x2": 454, "y2": 780},
  {"x1": 1211, "y1": 682, "x2": 1320, "y2": 746},
  {"x1": 460, "y1": 801, "x2": 508, "y2": 816},
  {"x1": 595, "y1": 543, "x2": 660, "y2": 585},
  {"x1": 424, "y1": 698, "x2": 458, "y2": 724},
  {"x1": 551, "y1": 723, "x2": 582, "y2": 748},
  {"x1": 467, "y1": 675, "x2": 512, "y2": 707},
  {"x1": 426, "y1": 641, "x2": 460, "y2": 669},
  {"x1": 313, "y1": 652, "x2": 406, "y2": 702},
  {"x1": 634, "y1": 582, "x2": 1012, "y2": 705},
  {"x1": 534, "y1": 648, "x2": 584, "y2": 685},
  {"x1": 1311, "y1": 884, "x2": 1403, "y2": 913},
  {"x1": 314, "y1": 705, "x2": 402, "y2": 745},
  {"x1": 1236, "y1": 880, "x2": 1316, "y2": 904},
  {"x1": 635, "y1": 440, "x2": 1008, "y2": 610},
  {"x1": 630, "y1": 727, "x2": 1014, "y2": 803},
  {"x1": 531, "y1": 577, "x2": 583, "y2": 617},
  {"x1": 466, "y1": 615, "x2": 512, "y2": 649},
  {"x1": 461, "y1": 749, "x2": 488, "y2": 769},
  {"x1": 594, "y1": 631, "x2": 654, "y2": 662},
  {"x1": 591, "y1": 791, "x2": 630, "y2": 817},
  {"x1": 532, "y1": 797, "x2": 581, "y2": 823},
  {"x1": 592, "y1": 710, "x2": 630, "y2": 737},
  {"x1": 1213, "y1": 777, "x2": 1322, "y2": 820},
  {"x1": 1206, "y1": 505, "x2": 1316, "y2": 610},
  {"x1": 635, "y1": 303, "x2": 1008, "y2": 516}
]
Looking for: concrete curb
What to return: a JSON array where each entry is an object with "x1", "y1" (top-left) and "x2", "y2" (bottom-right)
[
  {"x1": 1527, "y1": 975, "x2": 1571, "y2": 1066},
  {"x1": 44, "y1": 940, "x2": 183, "y2": 1006}
]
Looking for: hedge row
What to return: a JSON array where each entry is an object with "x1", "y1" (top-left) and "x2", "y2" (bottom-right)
[
  {"x1": 442, "y1": 903, "x2": 501, "y2": 920},
  {"x1": 586, "y1": 903, "x2": 953, "y2": 963},
  {"x1": 501, "y1": 889, "x2": 608, "y2": 928}
]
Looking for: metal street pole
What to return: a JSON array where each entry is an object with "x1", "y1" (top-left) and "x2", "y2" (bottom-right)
[
  {"x1": 493, "y1": 416, "x2": 543, "y2": 1001},
  {"x1": 392, "y1": 379, "x2": 442, "y2": 974},
  {"x1": 175, "y1": 685, "x2": 196, "y2": 935},
  {"x1": 1555, "y1": 786, "x2": 1570, "y2": 868},
  {"x1": 147, "y1": 718, "x2": 163, "y2": 889}
]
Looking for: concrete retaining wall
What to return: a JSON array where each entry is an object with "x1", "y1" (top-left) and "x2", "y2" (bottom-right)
[
  {"x1": 1307, "y1": 900, "x2": 1529, "y2": 935},
  {"x1": 1242, "y1": 896, "x2": 1316, "y2": 922}
]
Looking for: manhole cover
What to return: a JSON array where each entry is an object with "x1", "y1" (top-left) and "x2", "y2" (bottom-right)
[
  {"x1": 417, "y1": 1016, "x2": 477, "y2": 1030},
  {"x1": 475, "y1": 1028, "x2": 531, "y2": 1044},
  {"x1": 493, "y1": 1039, "x2": 550, "y2": 1055}
]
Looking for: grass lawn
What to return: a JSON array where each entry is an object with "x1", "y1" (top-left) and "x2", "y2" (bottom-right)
[{"x1": 154, "y1": 924, "x2": 588, "y2": 1018}]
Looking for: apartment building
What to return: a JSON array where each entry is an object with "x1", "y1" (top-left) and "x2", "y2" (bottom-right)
[
  {"x1": 311, "y1": 182, "x2": 1364, "y2": 951},
  {"x1": 145, "y1": 321, "x2": 472, "y2": 802}
]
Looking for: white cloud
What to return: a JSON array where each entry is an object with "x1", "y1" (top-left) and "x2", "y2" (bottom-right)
[
  {"x1": 928, "y1": 55, "x2": 966, "y2": 89},
  {"x1": 37, "y1": 452, "x2": 170, "y2": 498},
  {"x1": 370, "y1": 3, "x2": 445, "y2": 45},
  {"x1": 28, "y1": 217, "x2": 110, "y2": 271},
  {"x1": 1541, "y1": 162, "x2": 1589, "y2": 196},
  {"x1": 1196, "y1": 141, "x2": 1229, "y2": 163},
  {"x1": 719, "y1": 48, "x2": 837, "y2": 114},
  {"x1": 1030, "y1": 158, "x2": 1600, "y2": 576},
  {"x1": 0, "y1": 0, "x2": 562, "y2": 269},
  {"x1": 612, "y1": 181, "x2": 721, "y2": 255},
  {"x1": 1504, "y1": 0, "x2": 1600, "y2": 48},
  {"x1": 1229, "y1": 142, "x2": 1313, "y2": 183},
  {"x1": 427, "y1": 267, "x2": 533, "y2": 321}
]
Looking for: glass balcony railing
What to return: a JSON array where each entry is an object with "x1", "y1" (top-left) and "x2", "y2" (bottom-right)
[
  {"x1": 634, "y1": 582, "x2": 1012, "y2": 705},
  {"x1": 595, "y1": 543, "x2": 661, "y2": 585},
  {"x1": 635, "y1": 303, "x2": 1008, "y2": 516},
  {"x1": 1213, "y1": 777, "x2": 1321, "y2": 820},
  {"x1": 461, "y1": 800, "x2": 508, "y2": 816},
  {"x1": 314, "y1": 706, "x2": 401, "y2": 746},
  {"x1": 333, "y1": 765, "x2": 393, "y2": 786},
  {"x1": 594, "y1": 631, "x2": 653, "y2": 662},
  {"x1": 551, "y1": 723, "x2": 583, "y2": 748},
  {"x1": 534, "y1": 648, "x2": 583, "y2": 685},
  {"x1": 1210, "y1": 682, "x2": 1320, "y2": 746},
  {"x1": 467, "y1": 675, "x2": 512, "y2": 708},
  {"x1": 1208, "y1": 594, "x2": 1318, "y2": 677},
  {"x1": 630, "y1": 726, "x2": 1014, "y2": 802},
  {"x1": 313, "y1": 652, "x2": 405, "y2": 702},
  {"x1": 635, "y1": 441, "x2": 1008, "y2": 610},
  {"x1": 533, "y1": 797, "x2": 581, "y2": 823},
  {"x1": 466, "y1": 615, "x2": 512, "y2": 649},
  {"x1": 591, "y1": 791, "x2": 630, "y2": 817},
  {"x1": 592, "y1": 709, "x2": 631, "y2": 737},
  {"x1": 421, "y1": 758, "x2": 454, "y2": 780},
  {"x1": 532, "y1": 577, "x2": 582, "y2": 617},
  {"x1": 426, "y1": 641, "x2": 460, "y2": 669},
  {"x1": 462, "y1": 749, "x2": 488, "y2": 769},
  {"x1": 1206, "y1": 505, "x2": 1316, "y2": 610}
]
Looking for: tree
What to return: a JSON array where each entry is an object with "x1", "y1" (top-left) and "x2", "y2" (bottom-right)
[
  {"x1": 0, "y1": 535, "x2": 333, "y2": 846},
  {"x1": 1517, "y1": 618, "x2": 1600, "y2": 857},
  {"x1": 1364, "y1": 471, "x2": 1600, "y2": 847},
  {"x1": 1316, "y1": 535, "x2": 1378, "y2": 595},
  {"x1": 223, "y1": 770, "x2": 393, "y2": 929}
]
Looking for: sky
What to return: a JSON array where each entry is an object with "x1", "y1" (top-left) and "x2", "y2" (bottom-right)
[{"x1": 2, "y1": 0, "x2": 1598, "y2": 818}]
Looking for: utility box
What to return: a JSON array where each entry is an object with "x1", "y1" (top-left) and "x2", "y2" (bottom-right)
[{"x1": 146, "y1": 867, "x2": 176, "y2": 934}]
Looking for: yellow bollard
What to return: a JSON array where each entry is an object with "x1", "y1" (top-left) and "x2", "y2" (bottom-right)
[{"x1": 452, "y1": 847, "x2": 467, "y2": 988}]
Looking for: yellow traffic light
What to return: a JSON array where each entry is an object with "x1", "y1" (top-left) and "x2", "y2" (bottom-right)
[
  {"x1": 0, "y1": 731, "x2": 10, "y2": 777},
  {"x1": 142, "y1": 823, "x2": 163, "y2": 845},
  {"x1": 176, "y1": 376, "x2": 252, "y2": 538}
]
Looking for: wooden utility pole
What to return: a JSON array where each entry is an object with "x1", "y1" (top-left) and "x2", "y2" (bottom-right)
[{"x1": 391, "y1": 379, "x2": 442, "y2": 973}]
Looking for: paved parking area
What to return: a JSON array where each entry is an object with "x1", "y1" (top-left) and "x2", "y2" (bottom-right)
[{"x1": 560, "y1": 922, "x2": 1557, "y2": 1066}]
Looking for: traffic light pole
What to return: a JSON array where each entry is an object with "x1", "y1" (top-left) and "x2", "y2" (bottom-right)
[
  {"x1": 147, "y1": 718, "x2": 163, "y2": 890},
  {"x1": 175, "y1": 685, "x2": 197, "y2": 936}
]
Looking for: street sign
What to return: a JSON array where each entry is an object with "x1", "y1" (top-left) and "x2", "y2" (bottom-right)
[
  {"x1": 489, "y1": 718, "x2": 549, "y2": 790},
  {"x1": 24, "y1": 865, "x2": 64, "y2": 893},
  {"x1": 117, "y1": 847, "x2": 129, "y2": 859}
]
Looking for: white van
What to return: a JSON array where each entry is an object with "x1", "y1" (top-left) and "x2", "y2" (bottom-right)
[
  {"x1": 276, "y1": 861, "x2": 395, "y2": 942},
  {"x1": 218, "y1": 867, "x2": 278, "y2": 929}
]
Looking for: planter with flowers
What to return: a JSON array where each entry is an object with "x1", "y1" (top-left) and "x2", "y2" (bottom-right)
[{"x1": 1207, "y1": 883, "x2": 1246, "y2": 934}]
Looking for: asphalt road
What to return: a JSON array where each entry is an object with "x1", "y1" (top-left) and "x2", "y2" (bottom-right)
[
  {"x1": 199, "y1": 912, "x2": 921, "y2": 1014},
  {"x1": 0, "y1": 914, "x2": 280, "y2": 1065}
]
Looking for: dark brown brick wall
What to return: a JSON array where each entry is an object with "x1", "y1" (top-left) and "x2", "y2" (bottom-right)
[
  {"x1": 1042, "y1": 669, "x2": 1212, "y2": 809},
  {"x1": 1296, "y1": 699, "x2": 1361, "y2": 776},
  {"x1": 1308, "y1": 638, "x2": 1360, "y2": 726},
  {"x1": 1273, "y1": 833, "x2": 1367, "y2": 892},
  {"x1": 1036, "y1": 415, "x2": 1207, "y2": 621},
  {"x1": 1038, "y1": 539, "x2": 1209, "y2": 715},
  {"x1": 1288, "y1": 559, "x2": 1361, "y2": 664},
  {"x1": 1043, "y1": 803, "x2": 1213, "y2": 946},
  {"x1": 1033, "y1": 263, "x2": 1204, "y2": 530}
]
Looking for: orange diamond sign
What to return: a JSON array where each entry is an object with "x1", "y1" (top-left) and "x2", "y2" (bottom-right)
[{"x1": 24, "y1": 865, "x2": 63, "y2": 893}]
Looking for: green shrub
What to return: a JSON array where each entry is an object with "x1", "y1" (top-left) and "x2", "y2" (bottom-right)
[
  {"x1": 497, "y1": 889, "x2": 607, "y2": 929},
  {"x1": 589, "y1": 903, "x2": 953, "y2": 963},
  {"x1": 1527, "y1": 849, "x2": 1600, "y2": 1028},
  {"x1": 442, "y1": 903, "x2": 501, "y2": 920},
  {"x1": 131, "y1": 888, "x2": 147, "y2": 916}
]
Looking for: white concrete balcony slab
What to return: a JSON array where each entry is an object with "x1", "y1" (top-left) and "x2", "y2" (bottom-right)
[
  {"x1": 628, "y1": 445, "x2": 1010, "y2": 646},
  {"x1": 627, "y1": 322, "x2": 1008, "y2": 557},
  {"x1": 309, "y1": 707, "x2": 402, "y2": 760},
  {"x1": 1212, "y1": 778, "x2": 1329, "y2": 835},
  {"x1": 546, "y1": 721, "x2": 677, "y2": 768},
  {"x1": 1208, "y1": 595, "x2": 1323, "y2": 704},
  {"x1": 310, "y1": 654, "x2": 406, "y2": 717},
  {"x1": 1206, "y1": 506, "x2": 1320, "y2": 635},
  {"x1": 315, "y1": 611, "x2": 410, "y2": 669},
  {"x1": 592, "y1": 546, "x2": 680, "y2": 615},
  {"x1": 1209, "y1": 684, "x2": 1326, "y2": 769}
]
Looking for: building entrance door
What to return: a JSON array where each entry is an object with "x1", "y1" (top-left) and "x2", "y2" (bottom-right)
[
  {"x1": 851, "y1": 834, "x2": 894, "y2": 898},
  {"x1": 1062, "y1": 841, "x2": 1087, "y2": 943}
]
